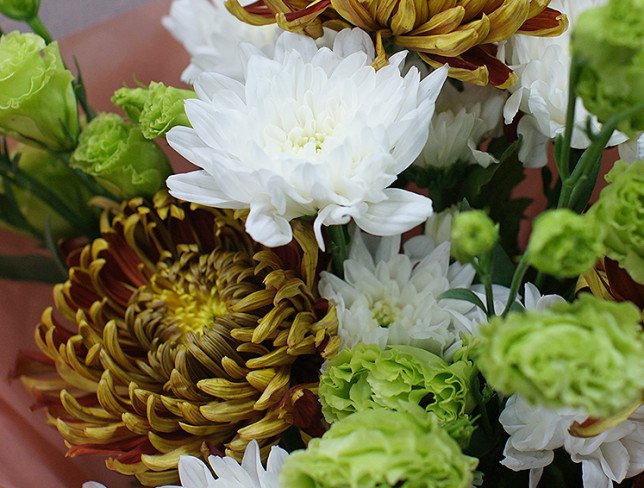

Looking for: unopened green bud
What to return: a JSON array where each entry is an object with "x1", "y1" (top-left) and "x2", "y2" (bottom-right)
[
  {"x1": 111, "y1": 86, "x2": 147, "y2": 122},
  {"x1": 451, "y1": 210, "x2": 499, "y2": 263},
  {"x1": 0, "y1": 32, "x2": 79, "y2": 152},
  {"x1": 477, "y1": 294, "x2": 644, "y2": 417},
  {"x1": 112, "y1": 82, "x2": 194, "y2": 139},
  {"x1": 0, "y1": 0, "x2": 40, "y2": 21},
  {"x1": 590, "y1": 160, "x2": 644, "y2": 284},
  {"x1": 71, "y1": 113, "x2": 172, "y2": 199},
  {"x1": 573, "y1": 0, "x2": 644, "y2": 135},
  {"x1": 527, "y1": 209, "x2": 604, "y2": 278}
]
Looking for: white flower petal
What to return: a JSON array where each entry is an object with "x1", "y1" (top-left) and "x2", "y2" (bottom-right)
[{"x1": 354, "y1": 189, "x2": 433, "y2": 236}]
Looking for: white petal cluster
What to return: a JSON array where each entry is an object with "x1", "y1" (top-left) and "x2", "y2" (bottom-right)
[
  {"x1": 500, "y1": 395, "x2": 644, "y2": 488},
  {"x1": 500, "y1": 0, "x2": 627, "y2": 167},
  {"x1": 166, "y1": 29, "x2": 448, "y2": 249},
  {"x1": 163, "y1": 0, "x2": 280, "y2": 82},
  {"x1": 415, "y1": 83, "x2": 506, "y2": 170},
  {"x1": 319, "y1": 222, "x2": 478, "y2": 359},
  {"x1": 160, "y1": 440, "x2": 288, "y2": 488}
]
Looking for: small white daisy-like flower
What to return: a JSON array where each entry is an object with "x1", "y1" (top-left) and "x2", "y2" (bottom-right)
[
  {"x1": 160, "y1": 440, "x2": 288, "y2": 488},
  {"x1": 318, "y1": 225, "x2": 478, "y2": 358},
  {"x1": 163, "y1": 0, "x2": 280, "y2": 82},
  {"x1": 500, "y1": 0, "x2": 627, "y2": 168},
  {"x1": 500, "y1": 395, "x2": 644, "y2": 488},
  {"x1": 416, "y1": 83, "x2": 506, "y2": 170},
  {"x1": 166, "y1": 28, "x2": 448, "y2": 249}
]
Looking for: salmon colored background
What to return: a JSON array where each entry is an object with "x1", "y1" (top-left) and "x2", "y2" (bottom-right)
[
  {"x1": 0, "y1": 2, "x2": 187, "y2": 486},
  {"x1": 0, "y1": 2, "x2": 635, "y2": 487}
]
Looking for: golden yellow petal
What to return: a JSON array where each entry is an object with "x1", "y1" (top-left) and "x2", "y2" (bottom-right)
[
  {"x1": 197, "y1": 378, "x2": 259, "y2": 400},
  {"x1": 396, "y1": 16, "x2": 489, "y2": 56},
  {"x1": 484, "y1": 0, "x2": 530, "y2": 43},
  {"x1": 200, "y1": 399, "x2": 259, "y2": 423},
  {"x1": 390, "y1": 0, "x2": 417, "y2": 35},
  {"x1": 408, "y1": 6, "x2": 465, "y2": 36},
  {"x1": 254, "y1": 367, "x2": 290, "y2": 410},
  {"x1": 246, "y1": 368, "x2": 278, "y2": 391}
]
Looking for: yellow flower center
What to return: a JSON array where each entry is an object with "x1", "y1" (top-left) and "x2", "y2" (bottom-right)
[
  {"x1": 153, "y1": 285, "x2": 227, "y2": 336},
  {"x1": 372, "y1": 299, "x2": 399, "y2": 327}
]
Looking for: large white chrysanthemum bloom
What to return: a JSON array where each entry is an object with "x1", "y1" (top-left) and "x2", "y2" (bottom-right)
[
  {"x1": 163, "y1": 0, "x2": 280, "y2": 82},
  {"x1": 166, "y1": 29, "x2": 448, "y2": 249},
  {"x1": 500, "y1": 395, "x2": 644, "y2": 488},
  {"x1": 318, "y1": 224, "x2": 478, "y2": 358},
  {"x1": 500, "y1": 0, "x2": 627, "y2": 168},
  {"x1": 415, "y1": 83, "x2": 506, "y2": 170}
]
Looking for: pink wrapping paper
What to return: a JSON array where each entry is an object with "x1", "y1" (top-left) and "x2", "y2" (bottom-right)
[{"x1": 0, "y1": 2, "x2": 187, "y2": 486}]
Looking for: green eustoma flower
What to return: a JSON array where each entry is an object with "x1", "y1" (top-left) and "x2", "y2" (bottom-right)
[
  {"x1": 477, "y1": 294, "x2": 644, "y2": 417},
  {"x1": 280, "y1": 408, "x2": 478, "y2": 488},
  {"x1": 0, "y1": 32, "x2": 79, "y2": 152}
]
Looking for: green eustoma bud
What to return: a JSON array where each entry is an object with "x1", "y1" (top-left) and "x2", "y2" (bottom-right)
[
  {"x1": 527, "y1": 209, "x2": 604, "y2": 278},
  {"x1": 111, "y1": 86, "x2": 147, "y2": 123},
  {"x1": 450, "y1": 210, "x2": 499, "y2": 263},
  {"x1": 0, "y1": 0, "x2": 40, "y2": 21},
  {"x1": 112, "y1": 82, "x2": 194, "y2": 139},
  {"x1": 572, "y1": 0, "x2": 644, "y2": 135},
  {"x1": 589, "y1": 160, "x2": 644, "y2": 284},
  {"x1": 280, "y1": 408, "x2": 478, "y2": 488},
  {"x1": 71, "y1": 113, "x2": 172, "y2": 199},
  {"x1": 477, "y1": 294, "x2": 644, "y2": 417},
  {"x1": 0, "y1": 32, "x2": 79, "y2": 152}
]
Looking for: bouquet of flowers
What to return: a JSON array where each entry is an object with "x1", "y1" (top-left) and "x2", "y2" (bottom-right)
[{"x1": 1, "y1": 0, "x2": 643, "y2": 486}]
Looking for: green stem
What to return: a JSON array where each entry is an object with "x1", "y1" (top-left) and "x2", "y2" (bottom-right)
[
  {"x1": 558, "y1": 102, "x2": 644, "y2": 209},
  {"x1": 555, "y1": 57, "x2": 583, "y2": 180},
  {"x1": 27, "y1": 16, "x2": 53, "y2": 44},
  {"x1": 0, "y1": 166, "x2": 97, "y2": 237},
  {"x1": 328, "y1": 225, "x2": 350, "y2": 278},
  {"x1": 474, "y1": 253, "x2": 495, "y2": 317},
  {"x1": 501, "y1": 253, "x2": 530, "y2": 317},
  {"x1": 51, "y1": 152, "x2": 118, "y2": 201}
]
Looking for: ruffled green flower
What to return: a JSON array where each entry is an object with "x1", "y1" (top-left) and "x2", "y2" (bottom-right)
[
  {"x1": 1, "y1": 144, "x2": 93, "y2": 238},
  {"x1": 0, "y1": 0, "x2": 39, "y2": 20},
  {"x1": 0, "y1": 32, "x2": 79, "y2": 152},
  {"x1": 319, "y1": 344, "x2": 477, "y2": 443},
  {"x1": 573, "y1": 0, "x2": 644, "y2": 135},
  {"x1": 590, "y1": 160, "x2": 644, "y2": 284},
  {"x1": 71, "y1": 113, "x2": 171, "y2": 199},
  {"x1": 450, "y1": 210, "x2": 499, "y2": 263},
  {"x1": 527, "y1": 209, "x2": 604, "y2": 278},
  {"x1": 477, "y1": 294, "x2": 644, "y2": 417},
  {"x1": 112, "y1": 82, "x2": 194, "y2": 139},
  {"x1": 280, "y1": 408, "x2": 478, "y2": 488}
]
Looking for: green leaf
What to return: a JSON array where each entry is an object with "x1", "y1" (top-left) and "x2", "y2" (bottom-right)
[
  {"x1": 439, "y1": 288, "x2": 487, "y2": 313},
  {"x1": 0, "y1": 254, "x2": 66, "y2": 283}
]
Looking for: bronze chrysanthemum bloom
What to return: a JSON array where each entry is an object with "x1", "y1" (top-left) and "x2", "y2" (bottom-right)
[
  {"x1": 228, "y1": 0, "x2": 567, "y2": 87},
  {"x1": 16, "y1": 192, "x2": 339, "y2": 486}
]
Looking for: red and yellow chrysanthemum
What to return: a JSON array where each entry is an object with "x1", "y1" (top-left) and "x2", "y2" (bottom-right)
[
  {"x1": 227, "y1": 0, "x2": 567, "y2": 87},
  {"x1": 16, "y1": 192, "x2": 339, "y2": 486}
]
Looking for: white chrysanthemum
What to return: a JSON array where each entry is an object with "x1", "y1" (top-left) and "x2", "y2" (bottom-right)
[
  {"x1": 157, "y1": 440, "x2": 288, "y2": 488},
  {"x1": 166, "y1": 28, "x2": 448, "y2": 249},
  {"x1": 163, "y1": 0, "x2": 280, "y2": 82},
  {"x1": 318, "y1": 225, "x2": 478, "y2": 358},
  {"x1": 619, "y1": 134, "x2": 644, "y2": 162},
  {"x1": 415, "y1": 83, "x2": 506, "y2": 170},
  {"x1": 500, "y1": 395, "x2": 644, "y2": 488},
  {"x1": 500, "y1": 0, "x2": 627, "y2": 168}
]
